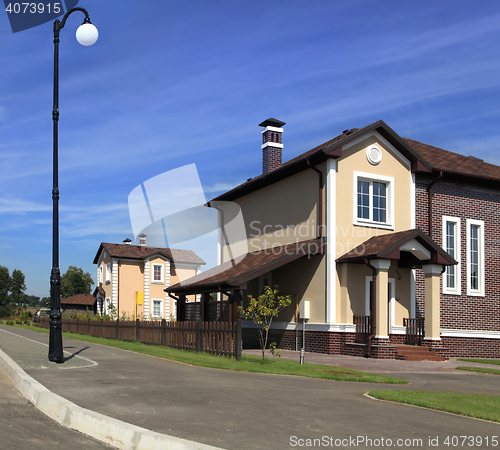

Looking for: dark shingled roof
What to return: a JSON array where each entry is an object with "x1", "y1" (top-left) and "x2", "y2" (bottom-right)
[
  {"x1": 337, "y1": 229, "x2": 456, "y2": 267},
  {"x1": 213, "y1": 120, "x2": 500, "y2": 203},
  {"x1": 403, "y1": 138, "x2": 500, "y2": 183},
  {"x1": 166, "y1": 238, "x2": 325, "y2": 294},
  {"x1": 61, "y1": 294, "x2": 97, "y2": 306},
  {"x1": 93, "y1": 242, "x2": 206, "y2": 265}
]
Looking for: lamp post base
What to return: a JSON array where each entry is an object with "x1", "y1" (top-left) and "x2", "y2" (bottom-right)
[{"x1": 48, "y1": 314, "x2": 64, "y2": 363}]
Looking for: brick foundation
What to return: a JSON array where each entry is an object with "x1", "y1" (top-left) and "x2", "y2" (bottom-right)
[{"x1": 245, "y1": 327, "x2": 499, "y2": 359}]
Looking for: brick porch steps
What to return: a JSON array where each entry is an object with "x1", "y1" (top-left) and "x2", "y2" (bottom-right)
[{"x1": 395, "y1": 344, "x2": 446, "y2": 362}]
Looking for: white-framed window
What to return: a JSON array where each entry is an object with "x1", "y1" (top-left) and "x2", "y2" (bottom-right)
[
  {"x1": 353, "y1": 172, "x2": 394, "y2": 229},
  {"x1": 442, "y1": 216, "x2": 461, "y2": 295},
  {"x1": 152, "y1": 299, "x2": 163, "y2": 318},
  {"x1": 99, "y1": 265, "x2": 103, "y2": 284},
  {"x1": 466, "y1": 219, "x2": 484, "y2": 296},
  {"x1": 151, "y1": 263, "x2": 164, "y2": 284},
  {"x1": 106, "y1": 263, "x2": 111, "y2": 283},
  {"x1": 105, "y1": 298, "x2": 111, "y2": 314}
]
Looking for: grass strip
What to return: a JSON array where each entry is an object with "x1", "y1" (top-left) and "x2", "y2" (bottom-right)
[
  {"x1": 458, "y1": 358, "x2": 500, "y2": 366},
  {"x1": 2, "y1": 323, "x2": 407, "y2": 384},
  {"x1": 456, "y1": 366, "x2": 500, "y2": 376},
  {"x1": 369, "y1": 390, "x2": 500, "y2": 422}
]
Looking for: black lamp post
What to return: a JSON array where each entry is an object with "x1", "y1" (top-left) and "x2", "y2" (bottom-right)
[{"x1": 49, "y1": 8, "x2": 98, "y2": 363}]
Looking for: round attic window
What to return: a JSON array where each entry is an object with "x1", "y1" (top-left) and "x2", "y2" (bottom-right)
[{"x1": 366, "y1": 145, "x2": 382, "y2": 165}]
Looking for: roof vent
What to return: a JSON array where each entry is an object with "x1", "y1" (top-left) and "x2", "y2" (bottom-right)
[
  {"x1": 123, "y1": 238, "x2": 132, "y2": 245},
  {"x1": 468, "y1": 155, "x2": 483, "y2": 162}
]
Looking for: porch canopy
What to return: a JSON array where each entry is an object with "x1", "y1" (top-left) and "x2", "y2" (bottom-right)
[
  {"x1": 338, "y1": 228, "x2": 456, "y2": 344},
  {"x1": 166, "y1": 238, "x2": 325, "y2": 321}
]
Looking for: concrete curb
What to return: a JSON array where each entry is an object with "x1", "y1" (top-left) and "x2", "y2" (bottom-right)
[{"x1": 0, "y1": 348, "x2": 222, "y2": 450}]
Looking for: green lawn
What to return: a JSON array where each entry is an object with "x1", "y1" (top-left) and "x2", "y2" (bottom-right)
[
  {"x1": 458, "y1": 358, "x2": 500, "y2": 366},
  {"x1": 456, "y1": 366, "x2": 500, "y2": 376},
  {"x1": 1, "y1": 322, "x2": 407, "y2": 384},
  {"x1": 368, "y1": 390, "x2": 500, "y2": 423}
]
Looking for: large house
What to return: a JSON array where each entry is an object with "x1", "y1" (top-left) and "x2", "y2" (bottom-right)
[
  {"x1": 93, "y1": 234, "x2": 205, "y2": 320},
  {"x1": 167, "y1": 118, "x2": 500, "y2": 359}
]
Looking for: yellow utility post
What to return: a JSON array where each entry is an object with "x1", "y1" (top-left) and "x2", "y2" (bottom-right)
[{"x1": 134, "y1": 291, "x2": 144, "y2": 320}]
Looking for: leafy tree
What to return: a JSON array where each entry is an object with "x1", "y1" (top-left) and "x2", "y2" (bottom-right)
[
  {"x1": 25, "y1": 295, "x2": 42, "y2": 308},
  {"x1": 41, "y1": 297, "x2": 50, "y2": 308},
  {"x1": 0, "y1": 266, "x2": 12, "y2": 318},
  {"x1": 238, "y1": 286, "x2": 291, "y2": 361},
  {"x1": 10, "y1": 269, "x2": 27, "y2": 307},
  {"x1": 60, "y1": 266, "x2": 94, "y2": 299}
]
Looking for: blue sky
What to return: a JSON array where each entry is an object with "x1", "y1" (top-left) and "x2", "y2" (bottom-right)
[{"x1": 1, "y1": 0, "x2": 500, "y2": 297}]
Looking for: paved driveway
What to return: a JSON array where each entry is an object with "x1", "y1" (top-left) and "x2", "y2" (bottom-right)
[{"x1": 1, "y1": 326, "x2": 499, "y2": 450}]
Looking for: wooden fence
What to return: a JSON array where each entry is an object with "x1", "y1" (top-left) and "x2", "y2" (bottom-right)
[{"x1": 39, "y1": 317, "x2": 242, "y2": 360}]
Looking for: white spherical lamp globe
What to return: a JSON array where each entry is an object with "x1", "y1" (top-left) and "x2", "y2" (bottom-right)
[{"x1": 76, "y1": 23, "x2": 98, "y2": 46}]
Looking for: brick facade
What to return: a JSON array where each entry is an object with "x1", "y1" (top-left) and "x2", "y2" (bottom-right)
[{"x1": 415, "y1": 175, "x2": 500, "y2": 333}]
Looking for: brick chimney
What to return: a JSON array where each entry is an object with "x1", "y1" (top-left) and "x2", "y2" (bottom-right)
[
  {"x1": 260, "y1": 118, "x2": 286, "y2": 174},
  {"x1": 139, "y1": 233, "x2": 147, "y2": 251}
]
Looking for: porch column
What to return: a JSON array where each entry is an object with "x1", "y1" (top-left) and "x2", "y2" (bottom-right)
[
  {"x1": 371, "y1": 259, "x2": 391, "y2": 340},
  {"x1": 422, "y1": 264, "x2": 442, "y2": 341}
]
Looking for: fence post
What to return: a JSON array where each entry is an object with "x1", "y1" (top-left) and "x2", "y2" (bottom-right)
[
  {"x1": 116, "y1": 319, "x2": 119, "y2": 340},
  {"x1": 235, "y1": 319, "x2": 242, "y2": 361},
  {"x1": 77, "y1": 318, "x2": 79, "y2": 334},
  {"x1": 161, "y1": 319, "x2": 166, "y2": 346},
  {"x1": 100, "y1": 318, "x2": 103, "y2": 338},
  {"x1": 196, "y1": 320, "x2": 202, "y2": 353},
  {"x1": 136, "y1": 319, "x2": 140, "y2": 342}
]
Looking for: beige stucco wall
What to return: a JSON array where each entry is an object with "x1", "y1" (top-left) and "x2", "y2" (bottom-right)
[
  {"x1": 245, "y1": 255, "x2": 326, "y2": 323},
  {"x1": 335, "y1": 134, "x2": 414, "y2": 325},
  {"x1": 338, "y1": 261, "x2": 412, "y2": 328},
  {"x1": 117, "y1": 260, "x2": 144, "y2": 318},
  {"x1": 335, "y1": 135, "x2": 412, "y2": 258},
  {"x1": 220, "y1": 167, "x2": 324, "y2": 262}
]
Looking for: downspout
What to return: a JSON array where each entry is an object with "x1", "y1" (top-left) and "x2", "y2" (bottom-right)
[
  {"x1": 364, "y1": 259, "x2": 377, "y2": 358},
  {"x1": 427, "y1": 171, "x2": 442, "y2": 239},
  {"x1": 307, "y1": 158, "x2": 323, "y2": 238}
]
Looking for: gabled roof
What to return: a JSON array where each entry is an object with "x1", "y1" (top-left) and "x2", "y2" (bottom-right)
[
  {"x1": 403, "y1": 138, "x2": 500, "y2": 185},
  {"x1": 166, "y1": 238, "x2": 325, "y2": 295},
  {"x1": 93, "y1": 242, "x2": 206, "y2": 266},
  {"x1": 213, "y1": 119, "x2": 500, "y2": 203},
  {"x1": 61, "y1": 294, "x2": 96, "y2": 306},
  {"x1": 337, "y1": 228, "x2": 456, "y2": 268},
  {"x1": 212, "y1": 120, "x2": 430, "y2": 202}
]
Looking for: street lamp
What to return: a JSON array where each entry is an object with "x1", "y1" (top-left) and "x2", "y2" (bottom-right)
[{"x1": 49, "y1": 8, "x2": 98, "y2": 363}]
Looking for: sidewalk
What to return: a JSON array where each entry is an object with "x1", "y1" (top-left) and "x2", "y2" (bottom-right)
[{"x1": 1, "y1": 325, "x2": 499, "y2": 450}]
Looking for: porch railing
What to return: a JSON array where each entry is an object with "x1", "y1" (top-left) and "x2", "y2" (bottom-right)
[
  {"x1": 403, "y1": 318, "x2": 425, "y2": 345},
  {"x1": 353, "y1": 315, "x2": 371, "y2": 343}
]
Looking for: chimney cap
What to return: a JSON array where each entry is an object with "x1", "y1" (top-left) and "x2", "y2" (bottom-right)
[
  {"x1": 123, "y1": 238, "x2": 132, "y2": 244},
  {"x1": 259, "y1": 118, "x2": 286, "y2": 128}
]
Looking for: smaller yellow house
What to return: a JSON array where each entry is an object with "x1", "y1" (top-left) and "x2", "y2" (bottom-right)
[{"x1": 93, "y1": 234, "x2": 205, "y2": 320}]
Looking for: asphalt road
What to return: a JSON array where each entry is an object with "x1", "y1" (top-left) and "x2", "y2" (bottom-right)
[
  {"x1": 1, "y1": 326, "x2": 499, "y2": 450},
  {"x1": 0, "y1": 366, "x2": 114, "y2": 450}
]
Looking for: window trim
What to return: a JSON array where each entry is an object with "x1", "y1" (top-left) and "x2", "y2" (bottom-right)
[
  {"x1": 152, "y1": 299, "x2": 163, "y2": 319},
  {"x1": 151, "y1": 263, "x2": 164, "y2": 284},
  {"x1": 442, "y1": 216, "x2": 461, "y2": 295},
  {"x1": 105, "y1": 263, "x2": 111, "y2": 284},
  {"x1": 353, "y1": 171, "x2": 394, "y2": 229},
  {"x1": 466, "y1": 219, "x2": 484, "y2": 297}
]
